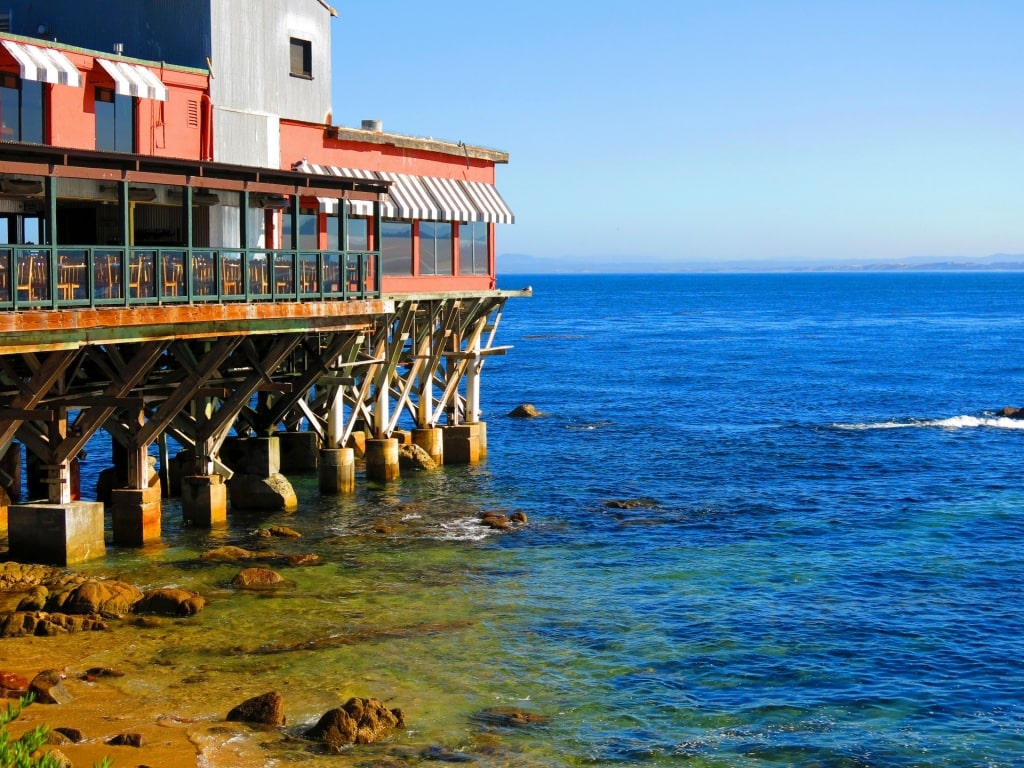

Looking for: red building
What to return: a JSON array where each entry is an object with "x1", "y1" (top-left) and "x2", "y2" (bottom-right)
[{"x1": 0, "y1": 0, "x2": 514, "y2": 303}]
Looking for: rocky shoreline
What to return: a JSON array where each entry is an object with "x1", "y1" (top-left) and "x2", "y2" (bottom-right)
[{"x1": 0, "y1": 513, "x2": 537, "y2": 766}]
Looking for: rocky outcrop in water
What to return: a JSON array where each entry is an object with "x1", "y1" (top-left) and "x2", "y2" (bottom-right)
[
  {"x1": 398, "y1": 443, "x2": 437, "y2": 471},
  {"x1": 231, "y1": 567, "x2": 285, "y2": 588},
  {"x1": 508, "y1": 403, "x2": 543, "y2": 418},
  {"x1": 227, "y1": 691, "x2": 287, "y2": 726},
  {"x1": 306, "y1": 697, "x2": 405, "y2": 749},
  {"x1": 134, "y1": 588, "x2": 205, "y2": 616}
]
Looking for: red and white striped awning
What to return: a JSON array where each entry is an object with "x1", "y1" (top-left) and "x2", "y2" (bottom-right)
[
  {"x1": 1, "y1": 39, "x2": 81, "y2": 87},
  {"x1": 97, "y1": 58, "x2": 167, "y2": 101},
  {"x1": 298, "y1": 163, "x2": 514, "y2": 224}
]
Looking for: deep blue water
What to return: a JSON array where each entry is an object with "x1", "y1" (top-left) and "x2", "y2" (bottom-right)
[
  {"x1": 476, "y1": 272, "x2": 1024, "y2": 766},
  {"x1": 32, "y1": 271, "x2": 1024, "y2": 767}
]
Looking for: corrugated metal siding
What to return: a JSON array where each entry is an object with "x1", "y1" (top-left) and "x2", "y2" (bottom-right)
[
  {"x1": 210, "y1": 0, "x2": 331, "y2": 126},
  {"x1": 5, "y1": 0, "x2": 211, "y2": 66},
  {"x1": 213, "y1": 109, "x2": 278, "y2": 168}
]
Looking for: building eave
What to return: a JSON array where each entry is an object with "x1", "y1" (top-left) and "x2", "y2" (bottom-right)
[{"x1": 325, "y1": 125, "x2": 509, "y2": 165}]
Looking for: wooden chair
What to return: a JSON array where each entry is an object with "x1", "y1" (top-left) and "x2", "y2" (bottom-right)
[
  {"x1": 222, "y1": 260, "x2": 242, "y2": 295},
  {"x1": 16, "y1": 253, "x2": 45, "y2": 302},
  {"x1": 162, "y1": 260, "x2": 183, "y2": 297}
]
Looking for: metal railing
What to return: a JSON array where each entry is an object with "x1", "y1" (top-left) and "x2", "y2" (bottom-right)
[{"x1": 0, "y1": 246, "x2": 380, "y2": 310}]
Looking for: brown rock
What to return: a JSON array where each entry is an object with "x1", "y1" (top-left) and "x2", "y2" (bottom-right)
[
  {"x1": 398, "y1": 444, "x2": 437, "y2": 471},
  {"x1": 283, "y1": 553, "x2": 321, "y2": 566},
  {"x1": 16, "y1": 586, "x2": 48, "y2": 611},
  {"x1": 231, "y1": 568, "x2": 285, "y2": 588},
  {"x1": 201, "y1": 545, "x2": 261, "y2": 562},
  {"x1": 306, "y1": 697, "x2": 404, "y2": 749},
  {"x1": 480, "y1": 513, "x2": 510, "y2": 530},
  {"x1": 226, "y1": 691, "x2": 286, "y2": 726},
  {"x1": 510, "y1": 511, "x2": 528, "y2": 524},
  {"x1": 45, "y1": 579, "x2": 143, "y2": 618},
  {"x1": 508, "y1": 403, "x2": 543, "y2": 418},
  {"x1": 260, "y1": 526, "x2": 302, "y2": 538},
  {"x1": 134, "y1": 588, "x2": 205, "y2": 617},
  {"x1": 33, "y1": 748, "x2": 71, "y2": 767},
  {"x1": 106, "y1": 732, "x2": 143, "y2": 747},
  {"x1": 0, "y1": 612, "x2": 39, "y2": 638},
  {"x1": 81, "y1": 667, "x2": 125, "y2": 682},
  {"x1": 53, "y1": 727, "x2": 84, "y2": 743},
  {"x1": 29, "y1": 669, "x2": 72, "y2": 704},
  {"x1": 0, "y1": 671, "x2": 29, "y2": 693},
  {"x1": 473, "y1": 706, "x2": 550, "y2": 728}
]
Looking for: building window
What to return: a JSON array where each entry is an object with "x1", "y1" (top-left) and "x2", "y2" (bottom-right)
[
  {"x1": 289, "y1": 37, "x2": 312, "y2": 79},
  {"x1": 459, "y1": 221, "x2": 488, "y2": 275},
  {"x1": 0, "y1": 73, "x2": 44, "y2": 144},
  {"x1": 346, "y1": 217, "x2": 368, "y2": 251},
  {"x1": 95, "y1": 87, "x2": 135, "y2": 153},
  {"x1": 381, "y1": 220, "x2": 412, "y2": 276},
  {"x1": 419, "y1": 221, "x2": 452, "y2": 276}
]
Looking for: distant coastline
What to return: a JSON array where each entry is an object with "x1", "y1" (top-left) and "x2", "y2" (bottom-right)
[{"x1": 498, "y1": 253, "x2": 1024, "y2": 275}]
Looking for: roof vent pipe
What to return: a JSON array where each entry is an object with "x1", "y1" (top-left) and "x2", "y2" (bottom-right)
[
  {"x1": 361, "y1": 119, "x2": 382, "y2": 133},
  {"x1": 113, "y1": 42, "x2": 124, "y2": 55}
]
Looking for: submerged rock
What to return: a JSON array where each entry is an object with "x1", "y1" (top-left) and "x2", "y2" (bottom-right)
[
  {"x1": 472, "y1": 707, "x2": 550, "y2": 729},
  {"x1": 45, "y1": 579, "x2": 143, "y2": 618},
  {"x1": 231, "y1": 567, "x2": 286, "y2": 588}
]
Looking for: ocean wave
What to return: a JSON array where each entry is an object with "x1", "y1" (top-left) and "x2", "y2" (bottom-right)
[{"x1": 835, "y1": 415, "x2": 1024, "y2": 430}]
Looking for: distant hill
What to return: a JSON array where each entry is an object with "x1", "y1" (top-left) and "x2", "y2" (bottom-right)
[{"x1": 497, "y1": 253, "x2": 1024, "y2": 274}]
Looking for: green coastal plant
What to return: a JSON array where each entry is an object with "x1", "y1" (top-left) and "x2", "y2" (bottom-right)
[{"x1": 0, "y1": 695, "x2": 111, "y2": 768}]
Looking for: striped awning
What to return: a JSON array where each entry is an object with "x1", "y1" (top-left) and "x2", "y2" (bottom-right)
[
  {"x1": 96, "y1": 58, "x2": 167, "y2": 101},
  {"x1": 298, "y1": 163, "x2": 514, "y2": 224},
  {"x1": 1, "y1": 40, "x2": 81, "y2": 87}
]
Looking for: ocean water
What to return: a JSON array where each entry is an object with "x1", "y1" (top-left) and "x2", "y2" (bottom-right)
[{"x1": 17, "y1": 272, "x2": 1024, "y2": 766}]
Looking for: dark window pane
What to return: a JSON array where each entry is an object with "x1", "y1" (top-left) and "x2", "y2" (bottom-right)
[
  {"x1": 290, "y1": 38, "x2": 312, "y2": 77},
  {"x1": 0, "y1": 84, "x2": 18, "y2": 142},
  {"x1": 96, "y1": 88, "x2": 134, "y2": 152},
  {"x1": 20, "y1": 80, "x2": 43, "y2": 144},
  {"x1": 459, "y1": 221, "x2": 488, "y2": 275}
]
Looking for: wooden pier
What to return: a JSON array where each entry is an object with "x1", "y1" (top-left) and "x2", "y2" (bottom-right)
[{"x1": 0, "y1": 145, "x2": 529, "y2": 564}]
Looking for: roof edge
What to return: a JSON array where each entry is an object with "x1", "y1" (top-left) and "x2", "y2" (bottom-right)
[{"x1": 325, "y1": 125, "x2": 509, "y2": 164}]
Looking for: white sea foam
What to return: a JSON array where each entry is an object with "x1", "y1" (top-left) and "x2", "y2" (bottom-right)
[
  {"x1": 835, "y1": 415, "x2": 1024, "y2": 431},
  {"x1": 435, "y1": 517, "x2": 492, "y2": 541}
]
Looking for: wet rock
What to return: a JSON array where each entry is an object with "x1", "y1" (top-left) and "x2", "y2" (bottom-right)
[
  {"x1": 603, "y1": 498, "x2": 659, "y2": 510},
  {"x1": 284, "y1": 553, "x2": 320, "y2": 566},
  {"x1": 0, "y1": 612, "x2": 39, "y2": 638},
  {"x1": 201, "y1": 545, "x2": 263, "y2": 562},
  {"x1": 306, "y1": 697, "x2": 405, "y2": 749},
  {"x1": 258, "y1": 526, "x2": 302, "y2": 538},
  {"x1": 227, "y1": 473, "x2": 298, "y2": 512},
  {"x1": 509, "y1": 511, "x2": 528, "y2": 524},
  {"x1": 45, "y1": 579, "x2": 143, "y2": 618},
  {"x1": 508, "y1": 403, "x2": 543, "y2": 418},
  {"x1": 16, "y1": 585, "x2": 48, "y2": 611},
  {"x1": 398, "y1": 444, "x2": 438, "y2": 471},
  {"x1": 472, "y1": 707, "x2": 550, "y2": 729},
  {"x1": 53, "y1": 727, "x2": 83, "y2": 743},
  {"x1": 0, "y1": 671, "x2": 29, "y2": 696},
  {"x1": 34, "y1": 747, "x2": 71, "y2": 767},
  {"x1": 106, "y1": 732, "x2": 143, "y2": 747},
  {"x1": 421, "y1": 745, "x2": 478, "y2": 762},
  {"x1": 29, "y1": 669, "x2": 72, "y2": 704},
  {"x1": 45, "y1": 730, "x2": 74, "y2": 745},
  {"x1": 81, "y1": 667, "x2": 125, "y2": 682},
  {"x1": 134, "y1": 588, "x2": 205, "y2": 617},
  {"x1": 1000, "y1": 406, "x2": 1024, "y2": 419},
  {"x1": 480, "y1": 512, "x2": 509, "y2": 530},
  {"x1": 231, "y1": 568, "x2": 285, "y2": 588},
  {"x1": 226, "y1": 691, "x2": 286, "y2": 726}
]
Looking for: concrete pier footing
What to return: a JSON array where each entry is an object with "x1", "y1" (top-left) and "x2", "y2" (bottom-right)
[
  {"x1": 277, "y1": 431, "x2": 320, "y2": 472},
  {"x1": 181, "y1": 474, "x2": 227, "y2": 527},
  {"x1": 111, "y1": 484, "x2": 162, "y2": 546},
  {"x1": 412, "y1": 428, "x2": 444, "y2": 465},
  {"x1": 7, "y1": 501, "x2": 106, "y2": 565},
  {"x1": 223, "y1": 436, "x2": 298, "y2": 511},
  {"x1": 319, "y1": 448, "x2": 355, "y2": 493},
  {"x1": 365, "y1": 438, "x2": 400, "y2": 481},
  {"x1": 443, "y1": 422, "x2": 486, "y2": 464}
]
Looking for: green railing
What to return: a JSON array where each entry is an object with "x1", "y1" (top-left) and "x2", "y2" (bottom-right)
[{"x1": 0, "y1": 246, "x2": 380, "y2": 310}]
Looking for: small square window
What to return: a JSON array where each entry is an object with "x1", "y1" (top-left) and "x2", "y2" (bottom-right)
[{"x1": 289, "y1": 37, "x2": 312, "y2": 79}]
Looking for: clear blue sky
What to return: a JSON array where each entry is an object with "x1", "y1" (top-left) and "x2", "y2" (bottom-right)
[{"x1": 333, "y1": 1, "x2": 1024, "y2": 267}]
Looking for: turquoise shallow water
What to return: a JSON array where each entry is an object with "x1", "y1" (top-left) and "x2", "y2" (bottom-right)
[{"x1": 15, "y1": 272, "x2": 1024, "y2": 766}]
